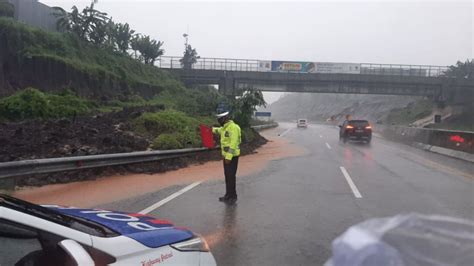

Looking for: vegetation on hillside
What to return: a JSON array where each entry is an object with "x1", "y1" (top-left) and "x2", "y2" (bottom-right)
[
  {"x1": 52, "y1": 1, "x2": 164, "y2": 65},
  {"x1": 385, "y1": 99, "x2": 433, "y2": 125},
  {"x1": 0, "y1": 0, "x2": 14, "y2": 18},
  {"x1": 0, "y1": 17, "x2": 181, "y2": 91},
  {"x1": 0, "y1": 88, "x2": 95, "y2": 121}
]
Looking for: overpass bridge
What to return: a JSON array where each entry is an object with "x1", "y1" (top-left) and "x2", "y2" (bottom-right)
[{"x1": 156, "y1": 56, "x2": 473, "y2": 102}]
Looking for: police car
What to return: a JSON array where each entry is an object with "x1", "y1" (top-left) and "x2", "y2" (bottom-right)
[{"x1": 0, "y1": 194, "x2": 217, "y2": 266}]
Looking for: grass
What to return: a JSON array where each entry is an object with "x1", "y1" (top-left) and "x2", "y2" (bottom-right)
[
  {"x1": 0, "y1": 88, "x2": 96, "y2": 121},
  {"x1": 385, "y1": 100, "x2": 434, "y2": 125},
  {"x1": 426, "y1": 112, "x2": 474, "y2": 132}
]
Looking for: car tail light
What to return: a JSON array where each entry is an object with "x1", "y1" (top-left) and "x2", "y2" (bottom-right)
[
  {"x1": 346, "y1": 125, "x2": 354, "y2": 129},
  {"x1": 365, "y1": 125, "x2": 372, "y2": 129},
  {"x1": 171, "y1": 235, "x2": 210, "y2": 252}
]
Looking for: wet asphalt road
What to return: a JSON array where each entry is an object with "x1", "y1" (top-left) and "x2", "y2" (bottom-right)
[{"x1": 99, "y1": 123, "x2": 474, "y2": 266}]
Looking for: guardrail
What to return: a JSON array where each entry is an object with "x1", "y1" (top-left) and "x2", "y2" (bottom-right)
[
  {"x1": 0, "y1": 147, "x2": 213, "y2": 179},
  {"x1": 379, "y1": 125, "x2": 473, "y2": 154},
  {"x1": 156, "y1": 56, "x2": 449, "y2": 77},
  {"x1": 0, "y1": 124, "x2": 277, "y2": 180}
]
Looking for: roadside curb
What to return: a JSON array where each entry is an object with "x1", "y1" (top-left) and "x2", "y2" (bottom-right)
[{"x1": 412, "y1": 142, "x2": 474, "y2": 163}]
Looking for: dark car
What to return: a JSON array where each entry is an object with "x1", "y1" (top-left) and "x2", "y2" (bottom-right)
[{"x1": 339, "y1": 120, "x2": 372, "y2": 143}]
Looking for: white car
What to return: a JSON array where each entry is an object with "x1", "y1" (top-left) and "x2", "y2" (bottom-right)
[
  {"x1": 297, "y1": 119, "x2": 308, "y2": 128},
  {"x1": 0, "y1": 194, "x2": 216, "y2": 266}
]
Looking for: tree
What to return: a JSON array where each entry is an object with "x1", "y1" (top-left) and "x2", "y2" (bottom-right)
[
  {"x1": 231, "y1": 89, "x2": 266, "y2": 128},
  {"x1": 80, "y1": 1, "x2": 108, "y2": 41},
  {"x1": 130, "y1": 35, "x2": 164, "y2": 65},
  {"x1": 88, "y1": 18, "x2": 114, "y2": 46},
  {"x1": 113, "y1": 23, "x2": 135, "y2": 53},
  {"x1": 443, "y1": 59, "x2": 473, "y2": 80},
  {"x1": 0, "y1": 1, "x2": 15, "y2": 18},
  {"x1": 180, "y1": 44, "x2": 199, "y2": 69},
  {"x1": 52, "y1": 6, "x2": 83, "y2": 34}
]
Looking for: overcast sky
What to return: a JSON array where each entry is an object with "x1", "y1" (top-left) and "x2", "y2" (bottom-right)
[{"x1": 40, "y1": 0, "x2": 473, "y2": 103}]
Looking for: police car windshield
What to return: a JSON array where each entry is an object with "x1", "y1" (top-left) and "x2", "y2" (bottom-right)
[{"x1": 0, "y1": 194, "x2": 118, "y2": 237}]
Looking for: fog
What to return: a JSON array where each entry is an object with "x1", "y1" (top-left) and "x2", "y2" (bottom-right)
[
  {"x1": 40, "y1": 0, "x2": 473, "y2": 104},
  {"x1": 41, "y1": 0, "x2": 472, "y2": 65}
]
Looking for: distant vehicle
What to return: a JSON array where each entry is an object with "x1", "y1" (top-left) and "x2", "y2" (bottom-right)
[
  {"x1": 339, "y1": 120, "x2": 372, "y2": 143},
  {"x1": 297, "y1": 119, "x2": 308, "y2": 128},
  {"x1": 0, "y1": 194, "x2": 216, "y2": 266}
]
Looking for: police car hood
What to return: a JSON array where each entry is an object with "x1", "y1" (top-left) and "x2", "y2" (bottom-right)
[{"x1": 45, "y1": 206, "x2": 194, "y2": 248}]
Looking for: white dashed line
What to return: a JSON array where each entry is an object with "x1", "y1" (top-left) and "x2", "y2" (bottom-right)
[
  {"x1": 139, "y1": 181, "x2": 202, "y2": 214},
  {"x1": 339, "y1": 167, "x2": 362, "y2": 198},
  {"x1": 325, "y1": 143, "x2": 332, "y2": 149},
  {"x1": 279, "y1": 128, "x2": 293, "y2": 137}
]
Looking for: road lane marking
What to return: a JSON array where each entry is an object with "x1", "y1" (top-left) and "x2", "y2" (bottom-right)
[
  {"x1": 339, "y1": 167, "x2": 362, "y2": 198},
  {"x1": 326, "y1": 143, "x2": 332, "y2": 149},
  {"x1": 139, "y1": 181, "x2": 202, "y2": 214},
  {"x1": 279, "y1": 128, "x2": 293, "y2": 137},
  {"x1": 320, "y1": 135, "x2": 323, "y2": 138}
]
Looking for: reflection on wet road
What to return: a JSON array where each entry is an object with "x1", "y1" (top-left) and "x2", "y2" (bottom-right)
[{"x1": 98, "y1": 123, "x2": 474, "y2": 266}]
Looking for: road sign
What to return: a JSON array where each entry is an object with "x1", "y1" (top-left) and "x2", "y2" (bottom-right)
[{"x1": 255, "y1": 112, "x2": 272, "y2": 117}]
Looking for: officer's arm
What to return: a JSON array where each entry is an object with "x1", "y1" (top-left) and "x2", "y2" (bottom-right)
[
  {"x1": 212, "y1": 127, "x2": 222, "y2": 134},
  {"x1": 224, "y1": 127, "x2": 239, "y2": 161}
]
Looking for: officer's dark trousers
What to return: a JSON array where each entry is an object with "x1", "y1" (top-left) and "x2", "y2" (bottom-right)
[{"x1": 223, "y1": 156, "x2": 239, "y2": 198}]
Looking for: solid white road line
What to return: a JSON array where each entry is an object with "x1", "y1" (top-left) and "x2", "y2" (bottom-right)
[
  {"x1": 279, "y1": 128, "x2": 293, "y2": 137},
  {"x1": 325, "y1": 143, "x2": 332, "y2": 149},
  {"x1": 139, "y1": 181, "x2": 203, "y2": 214},
  {"x1": 339, "y1": 167, "x2": 362, "y2": 198}
]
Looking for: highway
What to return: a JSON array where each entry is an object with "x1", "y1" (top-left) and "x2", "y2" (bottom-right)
[{"x1": 97, "y1": 123, "x2": 474, "y2": 266}]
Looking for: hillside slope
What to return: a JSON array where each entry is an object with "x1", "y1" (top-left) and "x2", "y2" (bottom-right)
[
  {"x1": 264, "y1": 93, "x2": 421, "y2": 123},
  {"x1": 0, "y1": 17, "x2": 180, "y2": 99}
]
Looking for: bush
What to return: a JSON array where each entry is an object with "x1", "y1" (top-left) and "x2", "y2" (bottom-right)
[
  {"x1": 0, "y1": 88, "x2": 93, "y2": 121},
  {"x1": 242, "y1": 127, "x2": 256, "y2": 143},
  {"x1": 133, "y1": 110, "x2": 214, "y2": 149},
  {"x1": 152, "y1": 134, "x2": 183, "y2": 150},
  {"x1": 0, "y1": 88, "x2": 50, "y2": 120}
]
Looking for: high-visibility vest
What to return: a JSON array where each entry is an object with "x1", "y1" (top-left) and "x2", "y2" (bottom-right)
[{"x1": 212, "y1": 120, "x2": 241, "y2": 160}]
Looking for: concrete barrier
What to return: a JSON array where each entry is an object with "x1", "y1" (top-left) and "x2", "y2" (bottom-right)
[
  {"x1": 251, "y1": 122, "x2": 279, "y2": 131},
  {"x1": 379, "y1": 125, "x2": 473, "y2": 156}
]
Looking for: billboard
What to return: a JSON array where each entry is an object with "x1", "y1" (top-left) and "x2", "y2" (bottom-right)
[
  {"x1": 269, "y1": 61, "x2": 361, "y2": 74},
  {"x1": 315, "y1": 63, "x2": 360, "y2": 74},
  {"x1": 271, "y1": 61, "x2": 317, "y2": 73},
  {"x1": 258, "y1": 61, "x2": 272, "y2": 72}
]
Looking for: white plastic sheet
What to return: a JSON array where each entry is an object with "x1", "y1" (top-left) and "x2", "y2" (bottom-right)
[{"x1": 325, "y1": 213, "x2": 474, "y2": 266}]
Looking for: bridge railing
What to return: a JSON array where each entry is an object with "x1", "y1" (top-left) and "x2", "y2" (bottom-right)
[
  {"x1": 360, "y1": 63, "x2": 448, "y2": 77},
  {"x1": 157, "y1": 56, "x2": 259, "y2": 71},
  {"x1": 156, "y1": 56, "x2": 449, "y2": 77}
]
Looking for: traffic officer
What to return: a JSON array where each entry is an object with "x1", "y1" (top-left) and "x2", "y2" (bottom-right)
[{"x1": 213, "y1": 111, "x2": 241, "y2": 204}]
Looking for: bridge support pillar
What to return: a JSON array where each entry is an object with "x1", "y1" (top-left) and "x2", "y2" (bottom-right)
[{"x1": 218, "y1": 77, "x2": 235, "y2": 95}]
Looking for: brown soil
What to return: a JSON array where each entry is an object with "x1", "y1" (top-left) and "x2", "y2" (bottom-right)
[
  {"x1": 14, "y1": 129, "x2": 306, "y2": 207},
  {"x1": 1, "y1": 106, "x2": 268, "y2": 187},
  {"x1": 0, "y1": 106, "x2": 160, "y2": 162}
]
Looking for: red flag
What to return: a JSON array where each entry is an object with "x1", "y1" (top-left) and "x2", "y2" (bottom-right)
[{"x1": 200, "y1": 124, "x2": 215, "y2": 148}]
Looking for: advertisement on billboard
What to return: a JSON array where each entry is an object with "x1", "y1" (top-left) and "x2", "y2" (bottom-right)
[
  {"x1": 258, "y1": 61, "x2": 272, "y2": 72},
  {"x1": 271, "y1": 61, "x2": 317, "y2": 73},
  {"x1": 269, "y1": 61, "x2": 361, "y2": 74},
  {"x1": 315, "y1": 63, "x2": 361, "y2": 74}
]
